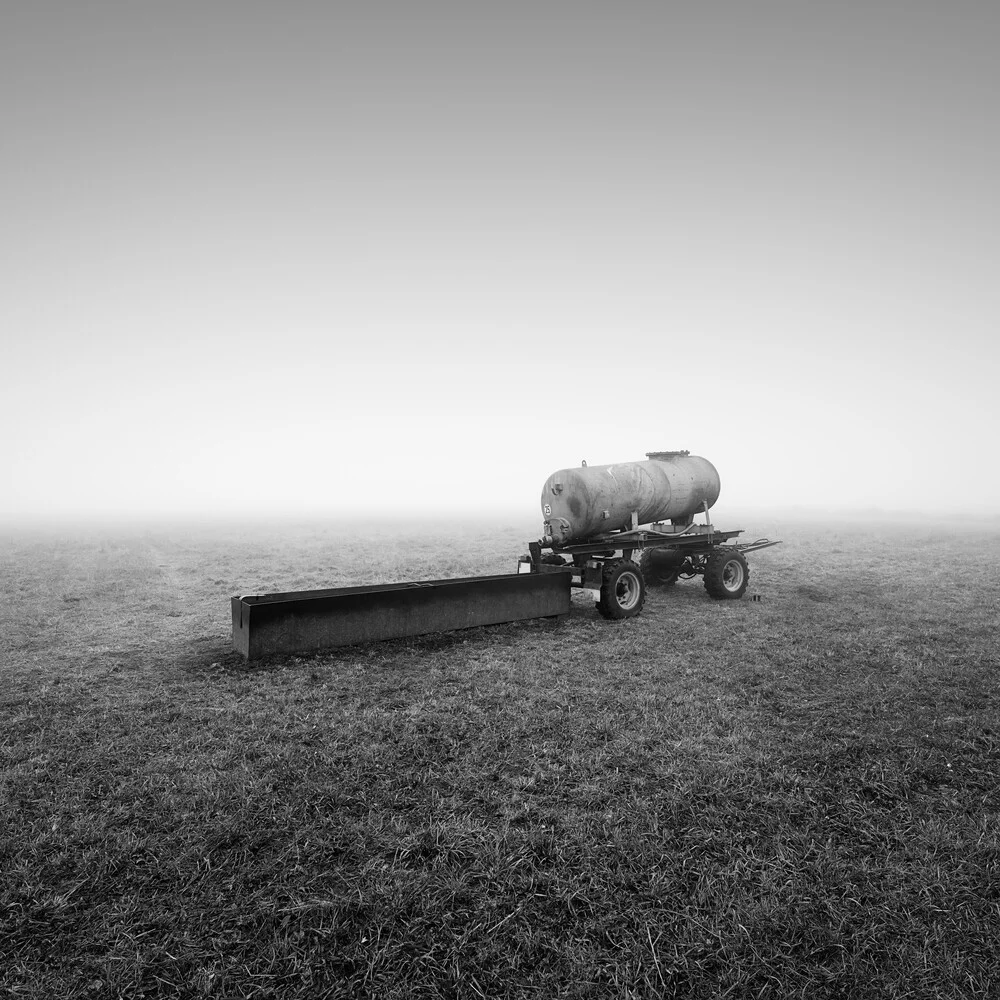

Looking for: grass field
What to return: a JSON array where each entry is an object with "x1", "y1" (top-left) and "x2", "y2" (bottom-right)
[{"x1": 2, "y1": 514, "x2": 998, "y2": 998}]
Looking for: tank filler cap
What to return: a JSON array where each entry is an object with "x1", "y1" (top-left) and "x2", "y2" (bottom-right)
[{"x1": 646, "y1": 450, "x2": 690, "y2": 459}]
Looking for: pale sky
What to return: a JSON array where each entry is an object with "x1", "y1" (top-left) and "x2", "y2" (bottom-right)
[{"x1": 2, "y1": 1, "x2": 998, "y2": 520}]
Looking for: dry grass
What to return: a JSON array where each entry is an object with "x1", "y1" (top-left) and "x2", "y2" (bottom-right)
[{"x1": 1, "y1": 514, "x2": 998, "y2": 998}]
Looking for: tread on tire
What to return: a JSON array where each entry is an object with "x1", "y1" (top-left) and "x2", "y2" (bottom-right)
[
  {"x1": 596, "y1": 559, "x2": 647, "y2": 620},
  {"x1": 703, "y1": 546, "x2": 750, "y2": 600}
]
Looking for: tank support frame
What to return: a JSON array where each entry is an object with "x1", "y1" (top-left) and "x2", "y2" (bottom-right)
[{"x1": 522, "y1": 519, "x2": 780, "y2": 594}]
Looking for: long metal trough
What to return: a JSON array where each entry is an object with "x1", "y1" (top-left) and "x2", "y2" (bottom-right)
[{"x1": 232, "y1": 570, "x2": 572, "y2": 659}]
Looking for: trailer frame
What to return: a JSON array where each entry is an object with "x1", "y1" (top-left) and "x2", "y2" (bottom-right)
[{"x1": 520, "y1": 513, "x2": 780, "y2": 618}]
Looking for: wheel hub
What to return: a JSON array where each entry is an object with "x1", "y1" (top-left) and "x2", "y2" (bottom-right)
[{"x1": 616, "y1": 573, "x2": 641, "y2": 609}]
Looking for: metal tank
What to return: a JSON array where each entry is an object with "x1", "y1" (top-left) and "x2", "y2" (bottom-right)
[{"x1": 540, "y1": 450, "x2": 721, "y2": 547}]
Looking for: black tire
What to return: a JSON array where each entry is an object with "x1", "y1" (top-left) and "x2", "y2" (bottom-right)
[
  {"x1": 538, "y1": 552, "x2": 570, "y2": 573},
  {"x1": 703, "y1": 546, "x2": 750, "y2": 600},
  {"x1": 540, "y1": 553, "x2": 567, "y2": 565},
  {"x1": 596, "y1": 559, "x2": 646, "y2": 620},
  {"x1": 639, "y1": 547, "x2": 684, "y2": 587}
]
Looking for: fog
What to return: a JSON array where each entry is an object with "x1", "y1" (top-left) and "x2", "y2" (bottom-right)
[{"x1": 3, "y1": 2, "x2": 998, "y2": 522}]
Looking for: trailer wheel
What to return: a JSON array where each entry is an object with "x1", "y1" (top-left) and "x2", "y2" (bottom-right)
[
  {"x1": 596, "y1": 559, "x2": 646, "y2": 620},
  {"x1": 703, "y1": 547, "x2": 750, "y2": 600},
  {"x1": 639, "y1": 548, "x2": 683, "y2": 587}
]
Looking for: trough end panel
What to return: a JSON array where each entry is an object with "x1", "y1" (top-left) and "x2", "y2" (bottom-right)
[{"x1": 231, "y1": 597, "x2": 251, "y2": 658}]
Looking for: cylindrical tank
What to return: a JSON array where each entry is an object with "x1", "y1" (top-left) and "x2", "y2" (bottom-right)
[{"x1": 540, "y1": 451, "x2": 721, "y2": 546}]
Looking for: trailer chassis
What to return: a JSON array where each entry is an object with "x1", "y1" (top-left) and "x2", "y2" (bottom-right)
[{"x1": 520, "y1": 517, "x2": 780, "y2": 620}]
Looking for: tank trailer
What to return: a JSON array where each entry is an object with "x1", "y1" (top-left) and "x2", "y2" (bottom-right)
[
  {"x1": 232, "y1": 450, "x2": 778, "y2": 657},
  {"x1": 518, "y1": 450, "x2": 780, "y2": 620}
]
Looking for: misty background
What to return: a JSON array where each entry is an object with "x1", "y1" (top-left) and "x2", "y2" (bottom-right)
[{"x1": 3, "y1": 2, "x2": 997, "y2": 522}]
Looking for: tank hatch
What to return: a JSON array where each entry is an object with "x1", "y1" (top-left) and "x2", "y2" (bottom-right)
[{"x1": 645, "y1": 450, "x2": 690, "y2": 459}]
